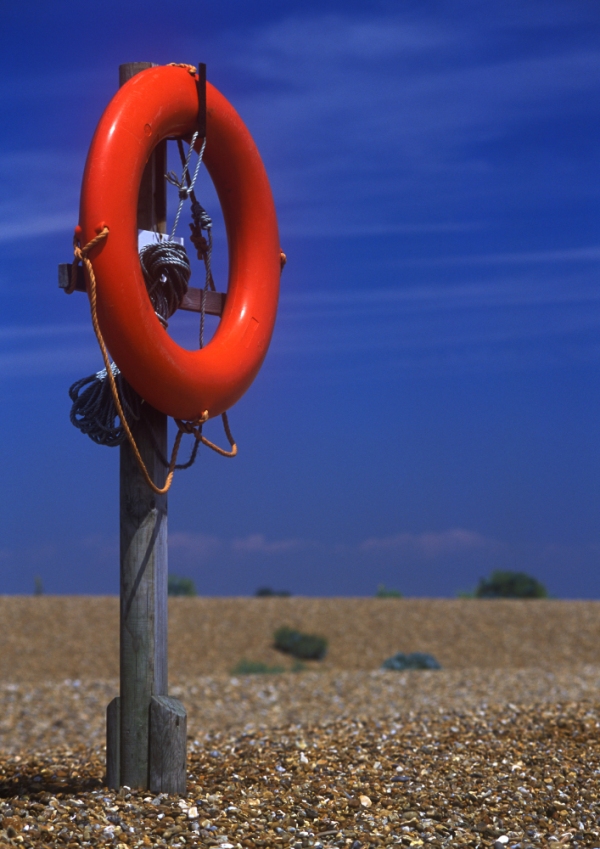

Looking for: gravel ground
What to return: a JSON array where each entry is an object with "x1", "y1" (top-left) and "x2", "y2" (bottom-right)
[
  {"x1": 2, "y1": 599, "x2": 600, "y2": 846},
  {"x1": 1, "y1": 700, "x2": 600, "y2": 848}
]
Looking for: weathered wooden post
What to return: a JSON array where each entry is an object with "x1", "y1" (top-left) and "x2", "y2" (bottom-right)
[
  {"x1": 106, "y1": 61, "x2": 187, "y2": 794},
  {"x1": 60, "y1": 59, "x2": 282, "y2": 794}
]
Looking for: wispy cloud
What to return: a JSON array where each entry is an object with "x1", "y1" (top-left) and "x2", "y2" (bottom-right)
[
  {"x1": 169, "y1": 531, "x2": 310, "y2": 558},
  {"x1": 0, "y1": 324, "x2": 90, "y2": 342},
  {"x1": 404, "y1": 246, "x2": 600, "y2": 268},
  {"x1": 231, "y1": 533, "x2": 308, "y2": 555},
  {"x1": 0, "y1": 345, "x2": 99, "y2": 379},
  {"x1": 0, "y1": 214, "x2": 77, "y2": 243},
  {"x1": 202, "y1": 10, "x2": 600, "y2": 237},
  {"x1": 168, "y1": 532, "x2": 222, "y2": 558},
  {"x1": 359, "y1": 528, "x2": 497, "y2": 558},
  {"x1": 169, "y1": 527, "x2": 496, "y2": 561},
  {"x1": 0, "y1": 151, "x2": 82, "y2": 243},
  {"x1": 270, "y1": 269, "x2": 600, "y2": 366},
  {"x1": 0, "y1": 324, "x2": 98, "y2": 379}
]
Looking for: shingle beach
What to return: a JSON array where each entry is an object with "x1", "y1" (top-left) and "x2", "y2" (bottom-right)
[{"x1": 1, "y1": 597, "x2": 600, "y2": 847}]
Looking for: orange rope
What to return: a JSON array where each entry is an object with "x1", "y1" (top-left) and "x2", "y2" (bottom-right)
[
  {"x1": 176, "y1": 411, "x2": 237, "y2": 458},
  {"x1": 73, "y1": 227, "x2": 209, "y2": 495},
  {"x1": 168, "y1": 63, "x2": 197, "y2": 75}
]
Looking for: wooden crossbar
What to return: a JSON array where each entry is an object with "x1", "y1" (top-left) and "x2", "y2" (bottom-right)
[{"x1": 58, "y1": 263, "x2": 226, "y2": 317}]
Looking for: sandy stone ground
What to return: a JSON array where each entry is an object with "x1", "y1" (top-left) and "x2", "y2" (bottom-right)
[
  {"x1": 1, "y1": 598, "x2": 600, "y2": 848},
  {"x1": 2, "y1": 597, "x2": 600, "y2": 680}
]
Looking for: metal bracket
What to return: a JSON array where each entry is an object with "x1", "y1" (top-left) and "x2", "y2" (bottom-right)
[{"x1": 197, "y1": 62, "x2": 206, "y2": 137}]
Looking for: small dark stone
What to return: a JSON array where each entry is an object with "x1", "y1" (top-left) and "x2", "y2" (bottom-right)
[{"x1": 381, "y1": 652, "x2": 441, "y2": 671}]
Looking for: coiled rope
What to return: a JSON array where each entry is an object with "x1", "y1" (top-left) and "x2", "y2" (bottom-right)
[
  {"x1": 139, "y1": 240, "x2": 191, "y2": 327},
  {"x1": 69, "y1": 225, "x2": 204, "y2": 495},
  {"x1": 68, "y1": 128, "x2": 237, "y2": 493},
  {"x1": 69, "y1": 362, "x2": 141, "y2": 447}
]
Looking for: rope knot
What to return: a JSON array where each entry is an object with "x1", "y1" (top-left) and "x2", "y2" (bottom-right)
[
  {"x1": 191, "y1": 199, "x2": 212, "y2": 229},
  {"x1": 189, "y1": 225, "x2": 209, "y2": 260},
  {"x1": 68, "y1": 226, "x2": 109, "y2": 294}
]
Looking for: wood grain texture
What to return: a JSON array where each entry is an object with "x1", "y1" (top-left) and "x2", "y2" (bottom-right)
[
  {"x1": 180, "y1": 288, "x2": 225, "y2": 316},
  {"x1": 117, "y1": 60, "x2": 170, "y2": 791},
  {"x1": 106, "y1": 696, "x2": 120, "y2": 790},
  {"x1": 60, "y1": 264, "x2": 226, "y2": 317},
  {"x1": 149, "y1": 696, "x2": 187, "y2": 794},
  {"x1": 119, "y1": 403, "x2": 168, "y2": 788}
]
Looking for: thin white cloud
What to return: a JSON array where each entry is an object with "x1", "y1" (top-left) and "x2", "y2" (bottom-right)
[
  {"x1": 169, "y1": 532, "x2": 222, "y2": 558},
  {"x1": 231, "y1": 533, "x2": 307, "y2": 555},
  {"x1": 405, "y1": 246, "x2": 600, "y2": 268},
  {"x1": 169, "y1": 527, "x2": 496, "y2": 561},
  {"x1": 0, "y1": 345, "x2": 99, "y2": 379},
  {"x1": 359, "y1": 528, "x2": 497, "y2": 558},
  {"x1": 0, "y1": 214, "x2": 77, "y2": 243},
  {"x1": 0, "y1": 150, "x2": 82, "y2": 243},
  {"x1": 281, "y1": 275, "x2": 600, "y2": 312},
  {"x1": 271, "y1": 269, "x2": 600, "y2": 361},
  {"x1": 198, "y1": 10, "x2": 600, "y2": 237},
  {"x1": 0, "y1": 324, "x2": 90, "y2": 342},
  {"x1": 279, "y1": 221, "x2": 485, "y2": 239},
  {"x1": 170, "y1": 530, "x2": 310, "y2": 557}
]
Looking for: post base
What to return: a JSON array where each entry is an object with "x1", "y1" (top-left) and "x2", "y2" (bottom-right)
[
  {"x1": 106, "y1": 697, "x2": 120, "y2": 790},
  {"x1": 149, "y1": 696, "x2": 187, "y2": 794},
  {"x1": 105, "y1": 695, "x2": 187, "y2": 793}
]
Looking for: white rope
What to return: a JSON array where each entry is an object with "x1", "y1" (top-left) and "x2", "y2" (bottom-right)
[{"x1": 166, "y1": 134, "x2": 207, "y2": 240}]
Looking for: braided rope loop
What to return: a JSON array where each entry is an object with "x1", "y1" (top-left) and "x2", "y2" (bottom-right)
[{"x1": 71, "y1": 227, "x2": 236, "y2": 492}]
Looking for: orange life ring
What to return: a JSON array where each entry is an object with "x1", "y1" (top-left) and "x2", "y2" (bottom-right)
[{"x1": 77, "y1": 64, "x2": 281, "y2": 421}]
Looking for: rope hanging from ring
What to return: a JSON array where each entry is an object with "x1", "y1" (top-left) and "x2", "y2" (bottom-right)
[
  {"x1": 68, "y1": 225, "x2": 200, "y2": 495},
  {"x1": 69, "y1": 362, "x2": 141, "y2": 447},
  {"x1": 67, "y1": 125, "x2": 238, "y2": 491}
]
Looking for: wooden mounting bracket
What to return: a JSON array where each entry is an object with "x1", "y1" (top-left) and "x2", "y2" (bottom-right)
[{"x1": 58, "y1": 263, "x2": 226, "y2": 317}]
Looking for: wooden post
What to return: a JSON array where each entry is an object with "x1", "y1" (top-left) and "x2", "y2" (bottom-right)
[{"x1": 106, "y1": 61, "x2": 186, "y2": 793}]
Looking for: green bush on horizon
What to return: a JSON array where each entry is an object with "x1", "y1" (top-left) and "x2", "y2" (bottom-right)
[
  {"x1": 472, "y1": 569, "x2": 548, "y2": 599},
  {"x1": 273, "y1": 625, "x2": 328, "y2": 660},
  {"x1": 375, "y1": 583, "x2": 403, "y2": 598},
  {"x1": 168, "y1": 574, "x2": 197, "y2": 596},
  {"x1": 255, "y1": 587, "x2": 292, "y2": 597}
]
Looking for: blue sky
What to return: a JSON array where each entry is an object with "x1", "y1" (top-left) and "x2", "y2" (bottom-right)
[{"x1": 1, "y1": 0, "x2": 600, "y2": 597}]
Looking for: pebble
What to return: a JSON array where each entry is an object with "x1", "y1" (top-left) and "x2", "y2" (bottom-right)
[{"x1": 0, "y1": 698, "x2": 599, "y2": 846}]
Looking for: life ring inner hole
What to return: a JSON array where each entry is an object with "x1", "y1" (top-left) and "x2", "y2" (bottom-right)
[{"x1": 158, "y1": 142, "x2": 228, "y2": 352}]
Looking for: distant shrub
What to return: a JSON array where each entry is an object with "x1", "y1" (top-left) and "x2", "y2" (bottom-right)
[
  {"x1": 231, "y1": 659, "x2": 285, "y2": 675},
  {"x1": 255, "y1": 587, "x2": 292, "y2": 597},
  {"x1": 382, "y1": 652, "x2": 441, "y2": 671},
  {"x1": 474, "y1": 570, "x2": 548, "y2": 599},
  {"x1": 168, "y1": 574, "x2": 197, "y2": 596},
  {"x1": 274, "y1": 625, "x2": 328, "y2": 660},
  {"x1": 375, "y1": 583, "x2": 403, "y2": 598}
]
